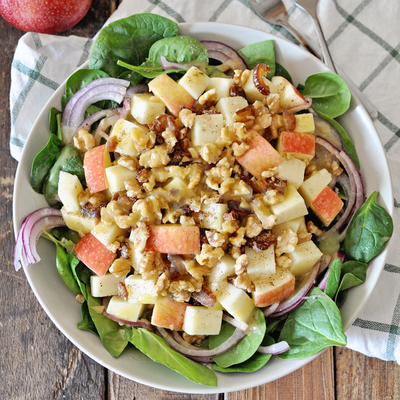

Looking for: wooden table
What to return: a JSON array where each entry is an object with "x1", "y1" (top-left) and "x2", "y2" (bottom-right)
[{"x1": 1, "y1": 1, "x2": 400, "y2": 398}]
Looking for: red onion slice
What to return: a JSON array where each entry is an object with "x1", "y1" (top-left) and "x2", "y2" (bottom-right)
[
  {"x1": 269, "y1": 259, "x2": 322, "y2": 318},
  {"x1": 156, "y1": 326, "x2": 246, "y2": 359},
  {"x1": 103, "y1": 309, "x2": 153, "y2": 329},
  {"x1": 93, "y1": 114, "x2": 120, "y2": 146},
  {"x1": 78, "y1": 108, "x2": 121, "y2": 133},
  {"x1": 222, "y1": 314, "x2": 249, "y2": 332},
  {"x1": 257, "y1": 341, "x2": 290, "y2": 355},
  {"x1": 159, "y1": 56, "x2": 207, "y2": 72},
  {"x1": 201, "y1": 40, "x2": 247, "y2": 71},
  {"x1": 263, "y1": 301, "x2": 281, "y2": 317},
  {"x1": 312, "y1": 109, "x2": 343, "y2": 150},
  {"x1": 15, "y1": 208, "x2": 65, "y2": 270}
]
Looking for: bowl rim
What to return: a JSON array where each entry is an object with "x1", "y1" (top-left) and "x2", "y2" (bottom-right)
[{"x1": 12, "y1": 20, "x2": 393, "y2": 394}]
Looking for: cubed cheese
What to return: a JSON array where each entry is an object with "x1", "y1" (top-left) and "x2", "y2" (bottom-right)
[
  {"x1": 91, "y1": 273, "x2": 126, "y2": 297},
  {"x1": 130, "y1": 93, "x2": 165, "y2": 124},
  {"x1": 201, "y1": 203, "x2": 228, "y2": 231},
  {"x1": 106, "y1": 295, "x2": 144, "y2": 322},
  {"x1": 125, "y1": 274, "x2": 159, "y2": 304},
  {"x1": 91, "y1": 221, "x2": 127, "y2": 248},
  {"x1": 276, "y1": 157, "x2": 306, "y2": 189},
  {"x1": 179, "y1": 66, "x2": 211, "y2": 99},
  {"x1": 288, "y1": 240, "x2": 323, "y2": 277},
  {"x1": 245, "y1": 245, "x2": 276, "y2": 282},
  {"x1": 182, "y1": 306, "x2": 223, "y2": 336},
  {"x1": 58, "y1": 171, "x2": 83, "y2": 213},
  {"x1": 191, "y1": 113, "x2": 224, "y2": 147},
  {"x1": 294, "y1": 113, "x2": 315, "y2": 134},
  {"x1": 61, "y1": 207, "x2": 98, "y2": 235},
  {"x1": 105, "y1": 165, "x2": 137, "y2": 194},
  {"x1": 163, "y1": 177, "x2": 192, "y2": 202},
  {"x1": 208, "y1": 254, "x2": 236, "y2": 294},
  {"x1": 298, "y1": 168, "x2": 332, "y2": 207},
  {"x1": 215, "y1": 96, "x2": 248, "y2": 126},
  {"x1": 272, "y1": 217, "x2": 303, "y2": 237},
  {"x1": 242, "y1": 70, "x2": 277, "y2": 103},
  {"x1": 206, "y1": 77, "x2": 234, "y2": 101}
]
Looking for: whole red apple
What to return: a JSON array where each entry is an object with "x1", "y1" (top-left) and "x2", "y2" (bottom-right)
[{"x1": 0, "y1": 0, "x2": 92, "y2": 34}]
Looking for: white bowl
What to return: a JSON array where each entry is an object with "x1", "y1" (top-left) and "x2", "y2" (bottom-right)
[{"x1": 13, "y1": 22, "x2": 393, "y2": 393}]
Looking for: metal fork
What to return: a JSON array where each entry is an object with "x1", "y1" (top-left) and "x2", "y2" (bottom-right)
[{"x1": 251, "y1": 0, "x2": 378, "y2": 119}]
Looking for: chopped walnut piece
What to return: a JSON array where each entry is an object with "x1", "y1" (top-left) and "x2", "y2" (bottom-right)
[
  {"x1": 229, "y1": 227, "x2": 247, "y2": 247},
  {"x1": 154, "y1": 272, "x2": 170, "y2": 296},
  {"x1": 263, "y1": 93, "x2": 281, "y2": 115},
  {"x1": 221, "y1": 220, "x2": 240, "y2": 234},
  {"x1": 276, "y1": 229, "x2": 298, "y2": 257},
  {"x1": 276, "y1": 254, "x2": 292, "y2": 269},
  {"x1": 73, "y1": 128, "x2": 95, "y2": 153},
  {"x1": 132, "y1": 222, "x2": 150, "y2": 253},
  {"x1": 169, "y1": 278, "x2": 202, "y2": 302},
  {"x1": 184, "y1": 259, "x2": 212, "y2": 282},
  {"x1": 200, "y1": 142, "x2": 222, "y2": 164},
  {"x1": 233, "y1": 254, "x2": 255, "y2": 292},
  {"x1": 117, "y1": 155, "x2": 137, "y2": 171},
  {"x1": 250, "y1": 197, "x2": 277, "y2": 229},
  {"x1": 182, "y1": 333, "x2": 206, "y2": 345},
  {"x1": 205, "y1": 230, "x2": 226, "y2": 248},
  {"x1": 232, "y1": 141, "x2": 250, "y2": 157},
  {"x1": 198, "y1": 89, "x2": 217, "y2": 105},
  {"x1": 245, "y1": 216, "x2": 263, "y2": 238},
  {"x1": 118, "y1": 282, "x2": 129, "y2": 300},
  {"x1": 139, "y1": 145, "x2": 170, "y2": 168},
  {"x1": 331, "y1": 160, "x2": 343, "y2": 176},
  {"x1": 138, "y1": 251, "x2": 165, "y2": 281},
  {"x1": 109, "y1": 258, "x2": 131, "y2": 277},
  {"x1": 125, "y1": 178, "x2": 144, "y2": 198},
  {"x1": 179, "y1": 108, "x2": 196, "y2": 128},
  {"x1": 307, "y1": 221, "x2": 323, "y2": 237},
  {"x1": 233, "y1": 69, "x2": 251, "y2": 87},
  {"x1": 269, "y1": 114, "x2": 284, "y2": 139},
  {"x1": 261, "y1": 167, "x2": 279, "y2": 179},
  {"x1": 75, "y1": 294, "x2": 85, "y2": 304},
  {"x1": 187, "y1": 164, "x2": 203, "y2": 189},
  {"x1": 229, "y1": 245, "x2": 242, "y2": 260},
  {"x1": 180, "y1": 215, "x2": 196, "y2": 226},
  {"x1": 196, "y1": 244, "x2": 224, "y2": 267},
  {"x1": 162, "y1": 127, "x2": 178, "y2": 152}
]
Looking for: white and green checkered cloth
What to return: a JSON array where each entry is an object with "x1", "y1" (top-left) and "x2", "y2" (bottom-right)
[{"x1": 9, "y1": 0, "x2": 400, "y2": 364}]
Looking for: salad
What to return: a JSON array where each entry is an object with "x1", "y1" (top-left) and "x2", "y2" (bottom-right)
[{"x1": 14, "y1": 13, "x2": 394, "y2": 387}]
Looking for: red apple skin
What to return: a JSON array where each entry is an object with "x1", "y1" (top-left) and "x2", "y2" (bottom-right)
[
  {"x1": 84, "y1": 144, "x2": 111, "y2": 193},
  {"x1": 311, "y1": 186, "x2": 344, "y2": 226},
  {"x1": 278, "y1": 130, "x2": 315, "y2": 161},
  {"x1": 151, "y1": 297, "x2": 188, "y2": 331},
  {"x1": 0, "y1": 0, "x2": 92, "y2": 34}
]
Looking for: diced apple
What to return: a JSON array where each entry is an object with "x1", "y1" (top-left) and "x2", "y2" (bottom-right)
[
  {"x1": 91, "y1": 221, "x2": 127, "y2": 248},
  {"x1": 58, "y1": 171, "x2": 83, "y2": 213},
  {"x1": 245, "y1": 244, "x2": 276, "y2": 281},
  {"x1": 215, "y1": 96, "x2": 248, "y2": 126},
  {"x1": 201, "y1": 202, "x2": 229, "y2": 232},
  {"x1": 106, "y1": 295, "x2": 145, "y2": 322},
  {"x1": 105, "y1": 165, "x2": 137, "y2": 194},
  {"x1": 277, "y1": 131, "x2": 315, "y2": 162},
  {"x1": 294, "y1": 113, "x2": 315, "y2": 134},
  {"x1": 252, "y1": 266, "x2": 295, "y2": 307},
  {"x1": 242, "y1": 70, "x2": 277, "y2": 103},
  {"x1": 163, "y1": 177, "x2": 193, "y2": 203},
  {"x1": 145, "y1": 225, "x2": 200, "y2": 254},
  {"x1": 125, "y1": 274, "x2": 159, "y2": 304},
  {"x1": 276, "y1": 157, "x2": 306, "y2": 189},
  {"x1": 272, "y1": 216, "x2": 303, "y2": 237},
  {"x1": 236, "y1": 130, "x2": 283, "y2": 179},
  {"x1": 179, "y1": 66, "x2": 211, "y2": 99},
  {"x1": 90, "y1": 273, "x2": 126, "y2": 297},
  {"x1": 130, "y1": 93, "x2": 165, "y2": 124},
  {"x1": 206, "y1": 77, "x2": 234, "y2": 101},
  {"x1": 207, "y1": 254, "x2": 236, "y2": 294},
  {"x1": 311, "y1": 186, "x2": 344, "y2": 226},
  {"x1": 151, "y1": 296, "x2": 188, "y2": 330},
  {"x1": 191, "y1": 113, "x2": 224, "y2": 147},
  {"x1": 61, "y1": 207, "x2": 98, "y2": 235},
  {"x1": 270, "y1": 184, "x2": 308, "y2": 225},
  {"x1": 74, "y1": 233, "x2": 116, "y2": 276},
  {"x1": 148, "y1": 73, "x2": 195, "y2": 117},
  {"x1": 288, "y1": 240, "x2": 323, "y2": 277},
  {"x1": 298, "y1": 168, "x2": 332, "y2": 207},
  {"x1": 217, "y1": 283, "x2": 255, "y2": 323},
  {"x1": 84, "y1": 144, "x2": 111, "y2": 193},
  {"x1": 109, "y1": 118, "x2": 149, "y2": 145},
  {"x1": 182, "y1": 306, "x2": 223, "y2": 336},
  {"x1": 271, "y1": 76, "x2": 311, "y2": 113}
]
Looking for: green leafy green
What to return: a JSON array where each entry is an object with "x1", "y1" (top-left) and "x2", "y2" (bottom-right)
[
  {"x1": 89, "y1": 13, "x2": 179, "y2": 77},
  {"x1": 117, "y1": 60, "x2": 183, "y2": 79},
  {"x1": 315, "y1": 109, "x2": 360, "y2": 168},
  {"x1": 129, "y1": 327, "x2": 217, "y2": 386},
  {"x1": 55, "y1": 243, "x2": 81, "y2": 295},
  {"x1": 324, "y1": 258, "x2": 342, "y2": 299},
  {"x1": 238, "y1": 40, "x2": 275, "y2": 78},
  {"x1": 344, "y1": 191, "x2": 393, "y2": 263},
  {"x1": 77, "y1": 301, "x2": 98, "y2": 335},
  {"x1": 211, "y1": 308, "x2": 266, "y2": 368},
  {"x1": 301, "y1": 72, "x2": 351, "y2": 118},
  {"x1": 278, "y1": 288, "x2": 347, "y2": 359},
  {"x1": 275, "y1": 62, "x2": 293, "y2": 83},
  {"x1": 338, "y1": 261, "x2": 368, "y2": 292},
  {"x1": 61, "y1": 69, "x2": 110, "y2": 110},
  {"x1": 30, "y1": 133, "x2": 62, "y2": 194}
]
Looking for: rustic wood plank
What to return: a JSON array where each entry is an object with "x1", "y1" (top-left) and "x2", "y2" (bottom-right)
[
  {"x1": 226, "y1": 348, "x2": 335, "y2": 400},
  {"x1": 0, "y1": 1, "x2": 112, "y2": 399},
  {"x1": 335, "y1": 347, "x2": 400, "y2": 400}
]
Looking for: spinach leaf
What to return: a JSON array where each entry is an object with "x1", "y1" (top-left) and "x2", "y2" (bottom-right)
[
  {"x1": 61, "y1": 69, "x2": 110, "y2": 110},
  {"x1": 129, "y1": 327, "x2": 217, "y2": 386},
  {"x1": 337, "y1": 261, "x2": 368, "y2": 296},
  {"x1": 77, "y1": 301, "x2": 98, "y2": 335},
  {"x1": 301, "y1": 72, "x2": 351, "y2": 118},
  {"x1": 43, "y1": 144, "x2": 85, "y2": 207},
  {"x1": 212, "y1": 334, "x2": 274, "y2": 373},
  {"x1": 211, "y1": 308, "x2": 266, "y2": 368},
  {"x1": 315, "y1": 110, "x2": 360, "y2": 168},
  {"x1": 324, "y1": 258, "x2": 342, "y2": 299},
  {"x1": 89, "y1": 13, "x2": 179, "y2": 77},
  {"x1": 49, "y1": 107, "x2": 62, "y2": 139},
  {"x1": 148, "y1": 35, "x2": 209, "y2": 66},
  {"x1": 275, "y1": 62, "x2": 293, "y2": 83},
  {"x1": 344, "y1": 191, "x2": 393, "y2": 263},
  {"x1": 278, "y1": 288, "x2": 347, "y2": 359},
  {"x1": 238, "y1": 40, "x2": 275, "y2": 78},
  {"x1": 55, "y1": 243, "x2": 81, "y2": 295},
  {"x1": 86, "y1": 290, "x2": 129, "y2": 357},
  {"x1": 30, "y1": 133, "x2": 62, "y2": 193},
  {"x1": 117, "y1": 60, "x2": 184, "y2": 79}
]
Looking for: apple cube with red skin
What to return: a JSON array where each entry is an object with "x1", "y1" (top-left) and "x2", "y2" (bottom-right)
[
  {"x1": 151, "y1": 296, "x2": 188, "y2": 330},
  {"x1": 84, "y1": 144, "x2": 111, "y2": 193},
  {"x1": 0, "y1": 0, "x2": 91, "y2": 34},
  {"x1": 236, "y1": 130, "x2": 283, "y2": 179},
  {"x1": 145, "y1": 225, "x2": 201, "y2": 254},
  {"x1": 73, "y1": 233, "x2": 116, "y2": 277},
  {"x1": 311, "y1": 186, "x2": 344, "y2": 226},
  {"x1": 148, "y1": 73, "x2": 195, "y2": 117},
  {"x1": 277, "y1": 131, "x2": 315, "y2": 162},
  {"x1": 252, "y1": 266, "x2": 295, "y2": 307},
  {"x1": 271, "y1": 76, "x2": 311, "y2": 113}
]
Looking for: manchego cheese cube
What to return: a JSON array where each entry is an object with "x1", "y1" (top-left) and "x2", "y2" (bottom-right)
[
  {"x1": 125, "y1": 274, "x2": 159, "y2": 304},
  {"x1": 215, "y1": 96, "x2": 248, "y2": 126},
  {"x1": 91, "y1": 221, "x2": 127, "y2": 248},
  {"x1": 288, "y1": 240, "x2": 323, "y2": 277},
  {"x1": 61, "y1": 207, "x2": 98, "y2": 235},
  {"x1": 182, "y1": 306, "x2": 223, "y2": 336},
  {"x1": 206, "y1": 77, "x2": 234, "y2": 101},
  {"x1": 191, "y1": 113, "x2": 224, "y2": 147},
  {"x1": 245, "y1": 244, "x2": 276, "y2": 282},
  {"x1": 201, "y1": 202, "x2": 229, "y2": 231},
  {"x1": 179, "y1": 66, "x2": 211, "y2": 99},
  {"x1": 294, "y1": 113, "x2": 315, "y2": 134},
  {"x1": 276, "y1": 157, "x2": 306, "y2": 189},
  {"x1": 208, "y1": 254, "x2": 236, "y2": 294},
  {"x1": 131, "y1": 93, "x2": 165, "y2": 124},
  {"x1": 242, "y1": 70, "x2": 277, "y2": 103},
  {"x1": 106, "y1": 295, "x2": 144, "y2": 322},
  {"x1": 298, "y1": 168, "x2": 332, "y2": 207},
  {"x1": 105, "y1": 164, "x2": 137, "y2": 194},
  {"x1": 91, "y1": 273, "x2": 126, "y2": 297}
]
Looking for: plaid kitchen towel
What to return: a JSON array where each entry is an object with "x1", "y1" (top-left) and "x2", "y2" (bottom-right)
[{"x1": 8, "y1": 0, "x2": 400, "y2": 364}]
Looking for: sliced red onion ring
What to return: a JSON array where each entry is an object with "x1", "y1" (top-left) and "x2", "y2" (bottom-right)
[
  {"x1": 222, "y1": 314, "x2": 249, "y2": 331},
  {"x1": 263, "y1": 301, "x2": 281, "y2": 317},
  {"x1": 159, "y1": 56, "x2": 207, "y2": 72},
  {"x1": 77, "y1": 108, "x2": 121, "y2": 133},
  {"x1": 156, "y1": 326, "x2": 245, "y2": 359},
  {"x1": 61, "y1": 78, "x2": 129, "y2": 145},
  {"x1": 120, "y1": 84, "x2": 149, "y2": 119},
  {"x1": 201, "y1": 40, "x2": 247, "y2": 71},
  {"x1": 312, "y1": 109, "x2": 343, "y2": 150},
  {"x1": 15, "y1": 208, "x2": 65, "y2": 270},
  {"x1": 257, "y1": 341, "x2": 290, "y2": 355},
  {"x1": 269, "y1": 259, "x2": 322, "y2": 318},
  {"x1": 103, "y1": 309, "x2": 153, "y2": 329},
  {"x1": 93, "y1": 114, "x2": 120, "y2": 145}
]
